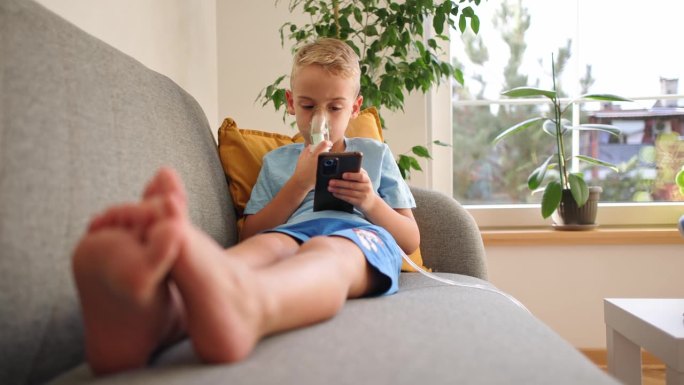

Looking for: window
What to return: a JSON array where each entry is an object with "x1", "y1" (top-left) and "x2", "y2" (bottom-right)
[{"x1": 450, "y1": 0, "x2": 684, "y2": 227}]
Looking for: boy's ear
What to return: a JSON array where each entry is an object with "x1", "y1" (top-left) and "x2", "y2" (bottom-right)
[
  {"x1": 351, "y1": 95, "x2": 364, "y2": 118},
  {"x1": 285, "y1": 90, "x2": 296, "y2": 115}
]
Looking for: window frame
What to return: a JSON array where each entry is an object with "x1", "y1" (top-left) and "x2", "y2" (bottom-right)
[
  {"x1": 452, "y1": 95, "x2": 684, "y2": 229},
  {"x1": 441, "y1": 0, "x2": 684, "y2": 228}
]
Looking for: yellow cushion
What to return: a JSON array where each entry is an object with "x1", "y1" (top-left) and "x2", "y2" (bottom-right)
[{"x1": 217, "y1": 107, "x2": 427, "y2": 272}]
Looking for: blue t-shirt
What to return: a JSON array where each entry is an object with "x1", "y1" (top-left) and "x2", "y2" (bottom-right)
[{"x1": 244, "y1": 137, "x2": 415, "y2": 227}]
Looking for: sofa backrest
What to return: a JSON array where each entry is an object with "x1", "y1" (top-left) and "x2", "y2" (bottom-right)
[{"x1": 0, "y1": 1, "x2": 237, "y2": 384}]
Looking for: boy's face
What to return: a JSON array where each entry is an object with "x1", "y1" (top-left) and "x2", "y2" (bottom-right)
[{"x1": 286, "y1": 64, "x2": 363, "y2": 149}]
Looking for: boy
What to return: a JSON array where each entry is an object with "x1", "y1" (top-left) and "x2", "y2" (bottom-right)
[{"x1": 72, "y1": 38, "x2": 420, "y2": 375}]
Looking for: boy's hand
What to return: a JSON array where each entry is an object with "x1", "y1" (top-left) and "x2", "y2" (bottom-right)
[
  {"x1": 291, "y1": 140, "x2": 331, "y2": 191},
  {"x1": 327, "y1": 168, "x2": 378, "y2": 213}
]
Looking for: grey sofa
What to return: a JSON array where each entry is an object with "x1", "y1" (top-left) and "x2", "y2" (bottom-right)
[{"x1": 0, "y1": 1, "x2": 618, "y2": 384}]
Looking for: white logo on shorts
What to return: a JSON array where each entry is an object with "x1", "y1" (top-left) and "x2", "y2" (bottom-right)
[{"x1": 353, "y1": 229, "x2": 383, "y2": 252}]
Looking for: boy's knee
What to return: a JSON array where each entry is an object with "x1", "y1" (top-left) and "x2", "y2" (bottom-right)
[{"x1": 301, "y1": 236, "x2": 364, "y2": 274}]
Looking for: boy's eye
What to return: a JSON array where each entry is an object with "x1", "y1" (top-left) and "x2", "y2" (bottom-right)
[
  {"x1": 329, "y1": 106, "x2": 342, "y2": 112},
  {"x1": 301, "y1": 105, "x2": 314, "y2": 110}
]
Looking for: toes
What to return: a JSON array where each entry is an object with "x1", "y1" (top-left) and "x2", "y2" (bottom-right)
[
  {"x1": 163, "y1": 193, "x2": 187, "y2": 220},
  {"x1": 97, "y1": 204, "x2": 155, "y2": 238},
  {"x1": 85, "y1": 192, "x2": 186, "y2": 242},
  {"x1": 143, "y1": 170, "x2": 166, "y2": 199},
  {"x1": 143, "y1": 167, "x2": 187, "y2": 205},
  {"x1": 145, "y1": 220, "x2": 184, "y2": 283},
  {"x1": 87, "y1": 213, "x2": 109, "y2": 233}
]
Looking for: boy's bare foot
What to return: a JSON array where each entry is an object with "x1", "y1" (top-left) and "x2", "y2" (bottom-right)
[
  {"x1": 72, "y1": 169, "x2": 188, "y2": 375},
  {"x1": 170, "y1": 224, "x2": 268, "y2": 364}
]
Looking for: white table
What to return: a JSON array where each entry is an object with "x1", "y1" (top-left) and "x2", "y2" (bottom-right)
[{"x1": 604, "y1": 298, "x2": 684, "y2": 385}]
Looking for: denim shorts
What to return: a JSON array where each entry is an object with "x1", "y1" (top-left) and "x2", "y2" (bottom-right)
[{"x1": 265, "y1": 218, "x2": 403, "y2": 295}]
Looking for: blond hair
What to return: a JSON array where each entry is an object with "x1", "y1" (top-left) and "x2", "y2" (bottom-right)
[{"x1": 290, "y1": 38, "x2": 361, "y2": 94}]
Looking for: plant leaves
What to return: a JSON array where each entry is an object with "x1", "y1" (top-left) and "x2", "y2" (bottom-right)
[
  {"x1": 398, "y1": 155, "x2": 412, "y2": 180},
  {"x1": 493, "y1": 117, "x2": 544, "y2": 144},
  {"x1": 568, "y1": 173, "x2": 589, "y2": 207},
  {"x1": 453, "y1": 67, "x2": 464, "y2": 85},
  {"x1": 471, "y1": 14, "x2": 480, "y2": 34},
  {"x1": 502, "y1": 87, "x2": 556, "y2": 99},
  {"x1": 411, "y1": 145, "x2": 432, "y2": 159},
  {"x1": 576, "y1": 155, "x2": 620, "y2": 172},
  {"x1": 528, "y1": 155, "x2": 554, "y2": 190},
  {"x1": 542, "y1": 119, "x2": 558, "y2": 137},
  {"x1": 409, "y1": 156, "x2": 423, "y2": 171},
  {"x1": 542, "y1": 118, "x2": 571, "y2": 136},
  {"x1": 541, "y1": 181, "x2": 562, "y2": 219},
  {"x1": 398, "y1": 154, "x2": 412, "y2": 170},
  {"x1": 570, "y1": 124, "x2": 621, "y2": 137},
  {"x1": 433, "y1": 12, "x2": 445, "y2": 35},
  {"x1": 353, "y1": 8, "x2": 362, "y2": 24},
  {"x1": 433, "y1": 139, "x2": 451, "y2": 147},
  {"x1": 580, "y1": 93, "x2": 633, "y2": 102}
]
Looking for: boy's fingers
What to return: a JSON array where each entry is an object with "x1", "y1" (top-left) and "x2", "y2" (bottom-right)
[
  {"x1": 343, "y1": 169, "x2": 367, "y2": 181},
  {"x1": 312, "y1": 140, "x2": 332, "y2": 155}
]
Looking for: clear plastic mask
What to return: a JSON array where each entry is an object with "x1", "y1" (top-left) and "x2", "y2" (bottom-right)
[{"x1": 309, "y1": 110, "x2": 330, "y2": 147}]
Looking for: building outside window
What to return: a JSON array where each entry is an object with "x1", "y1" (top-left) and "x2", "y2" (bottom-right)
[{"x1": 450, "y1": 0, "x2": 684, "y2": 227}]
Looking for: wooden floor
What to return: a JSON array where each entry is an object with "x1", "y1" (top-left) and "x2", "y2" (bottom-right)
[
  {"x1": 641, "y1": 367, "x2": 666, "y2": 385},
  {"x1": 581, "y1": 348, "x2": 665, "y2": 385},
  {"x1": 595, "y1": 365, "x2": 665, "y2": 385}
]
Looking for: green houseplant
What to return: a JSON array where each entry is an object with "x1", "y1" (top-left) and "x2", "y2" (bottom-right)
[
  {"x1": 259, "y1": 0, "x2": 485, "y2": 179},
  {"x1": 493, "y1": 57, "x2": 631, "y2": 225}
]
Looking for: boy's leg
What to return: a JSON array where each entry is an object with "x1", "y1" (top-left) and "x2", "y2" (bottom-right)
[
  {"x1": 169, "y1": 226, "x2": 382, "y2": 363},
  {"x1": 72, "y1": 168, "x2": 302, "y2": 374},
  {"x1": 223, "y1": 232, "x2": 300, "y2": 269}
]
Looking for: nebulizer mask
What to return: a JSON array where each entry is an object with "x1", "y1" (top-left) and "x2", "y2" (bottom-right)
[{"x1": 309, "y1": 108, "x2": 331, "y2": 152}]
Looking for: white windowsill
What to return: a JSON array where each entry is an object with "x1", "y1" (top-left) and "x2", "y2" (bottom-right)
[
  {"x1": 480, "y1": 226, "x2": 684, "y2": 246},
  {"x1": 467, "y1": 202, "x2": 684, "y2": 229}
]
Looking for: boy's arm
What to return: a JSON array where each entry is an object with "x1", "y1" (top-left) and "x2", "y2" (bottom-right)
[
  {"x1": 328, "y1": 170, "x2": 420, "y2": 254},
  {"x1": 241, "y1": 141, "x2": 332, "y2": 240},
  {"x1": 240, "y1": 178, "x2": 310, "y2": 240},
  {"x1": 364, "y1": 202, "x2": 420, "y2": 255}
]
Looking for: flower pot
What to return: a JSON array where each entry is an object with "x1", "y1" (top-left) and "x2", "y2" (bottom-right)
[{"x1": 552, "y1": 186, "x2": 602, "y2": 229}]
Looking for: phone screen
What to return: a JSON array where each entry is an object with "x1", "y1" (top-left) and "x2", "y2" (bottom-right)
[{"x1": 313, "y1": 152, "x2": 363, "y2": 213}]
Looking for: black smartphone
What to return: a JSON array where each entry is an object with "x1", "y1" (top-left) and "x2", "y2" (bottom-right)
[{"x1": 314, "y1": 152, "x2": 363, "y2": 212}]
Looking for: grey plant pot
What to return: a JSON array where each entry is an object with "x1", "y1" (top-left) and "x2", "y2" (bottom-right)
[{"x1": 552, "y1": 186, "x2": 602, "y2": 228}]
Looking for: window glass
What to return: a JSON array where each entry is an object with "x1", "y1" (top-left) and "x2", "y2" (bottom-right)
[
  {"x1": 451, "y1": 0, "x2": 684, "y2": 205},
  {"x1": 580, "y1": 98, "x2": 684, "y2": 203}
]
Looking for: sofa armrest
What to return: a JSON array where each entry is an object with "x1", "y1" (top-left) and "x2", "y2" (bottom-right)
[{"x1": 410, "y1": 187, "x2": 488, "y2": 280}]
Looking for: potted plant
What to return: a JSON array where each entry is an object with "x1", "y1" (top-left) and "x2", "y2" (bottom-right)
[{"x1": 493, "y1": 56, "x2": 631, "y2": 228}]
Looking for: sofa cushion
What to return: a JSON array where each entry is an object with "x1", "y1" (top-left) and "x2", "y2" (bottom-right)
[
  {"x1": 50, "y1": 273, "x2": 617, "y2": 385},
  {"x1": 216, "y1": 108, "x2": 428, "y2": 272}
]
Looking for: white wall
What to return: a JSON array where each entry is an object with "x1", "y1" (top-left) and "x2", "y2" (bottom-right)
[
  {"x1": 487, "y1": 243, "x2": 684, "y2": 348},
  {"x1": 35, "y1": 0, "x2": 682, "y2": 351},
  {"x1": 35, "y1": 0, "x2": 219, "y2": 129}
]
